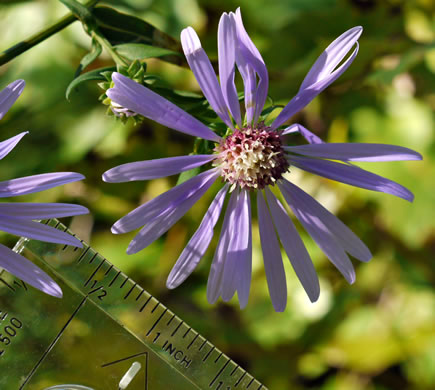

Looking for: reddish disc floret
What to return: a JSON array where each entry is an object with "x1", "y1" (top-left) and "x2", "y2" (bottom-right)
[{"x1": 215, "y1": 123, "x2": 289, "y2": 190}]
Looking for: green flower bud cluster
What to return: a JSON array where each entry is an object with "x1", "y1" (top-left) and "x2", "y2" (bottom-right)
[{"x1": 98, "y1": 60, "x2": 146, "y2": 124}]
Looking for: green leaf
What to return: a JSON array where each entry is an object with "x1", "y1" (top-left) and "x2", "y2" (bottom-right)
[
  {"x1": 176, "y1": 167, "x2": 201, "y2": 185},
  {"x1": 74, "y1": 37, "x2": 102, "y2": 78},
  {"x1": 260, "y1": 105, "x2": 284, "y2": 117},
  {"x1": 66, "y1": 66, "x2": 116, "y2": 100},
  {"x1": 259, "y1": 104, "x2": 284, "y2": 124},
  {"x1": 114, "y1": 43, "x2": 182, "y2": 62},
  {"x1": 58, "y1": 0, "x2": 98, "y2": 33},
  {"x1": 194, "y1": 139, "x2": 214, "y2": 155},
  {"x1": 92, "y1": 6, "x2": 186, "y2": 67}
]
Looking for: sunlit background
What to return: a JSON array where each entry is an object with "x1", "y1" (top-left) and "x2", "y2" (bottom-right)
[{"x1": 0, "y1": 0, "x2": 434, "y2": 388}]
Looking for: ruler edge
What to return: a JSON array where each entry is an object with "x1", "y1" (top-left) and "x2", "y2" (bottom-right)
[{"x1": 4, "y1": 218, "x2": 266, "y2": 390}]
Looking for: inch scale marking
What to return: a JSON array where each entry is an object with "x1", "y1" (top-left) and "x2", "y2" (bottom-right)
[{"x1": 0, "y1": 219, "x2": 267, "y2": 390}]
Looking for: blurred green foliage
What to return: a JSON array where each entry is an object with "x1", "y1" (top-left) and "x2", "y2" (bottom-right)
[{"x1": 0, "y1": 0, "x2": 434, "y2": 388}]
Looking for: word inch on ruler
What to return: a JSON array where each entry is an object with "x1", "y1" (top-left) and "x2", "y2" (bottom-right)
[{"x1": 0, "y1": 219, "x2": 267, "y2": 390}]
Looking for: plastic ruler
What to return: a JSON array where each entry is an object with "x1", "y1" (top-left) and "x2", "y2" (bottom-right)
[{"x1": 0, "y1": 219, "x2": 267, "y2": 390}]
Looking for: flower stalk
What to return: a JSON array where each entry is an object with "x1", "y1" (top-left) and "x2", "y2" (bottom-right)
[
  {"x1": 0, "y1": 0, "x2": 100, "y2": 67},
  {"x1": 92, "y1": 31, "x2": 129, "y2": 67}
]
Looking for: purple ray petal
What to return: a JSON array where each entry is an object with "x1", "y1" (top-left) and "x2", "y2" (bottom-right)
[
  {"x1": 271, "y1": 27, "x2": 361, "y2": 130},
  {"x1": 112, "y1": 168, "x2": 219, "y2": 234},
  {"x1": 0, "y1": 218, "x2": 83, "y2": 247},
  {"x1": 277, "y1": 182, "x2": 355, "y2": 283},
  {"x1": 303, "y1": 42, "x2": 359, "y2": 94},
  {"x1": 300, "y1": 27, "x2": 363, "y2": 90},
  {"x1": 0, "y1": 243, "x2": 62, "y2": 297},
  {"x1": 282, "y1": 124, "x2": 299, "y2": 136},
  {"x1": 272, "y1": 43, "x2": 358, "y2": 130},
  {"x1": 0, "y1": 203, "x2": 89, "y2": 219},
  {"x1": 126, "y1": 170, "x2": 218, "y2": 254},
  {"x1": 207, "y1": 188, "x2": 238, "y2": 304},
  {"x1": 0, "y1": 79, "x2": 25, "y2": 120},
  {"x1": 218, "y1": 190, "x2": 240, "y2": 302},
  {"x1": 265, "y1": 188, "x2": 320, "y2": 302},
  {"x1": 282, "y1": 124, "x2": 323, "y2": 144},
  {"x1": 271, "y1": 88, "x2": 321, "y2": 130},
  {"x1": 257, "y1": 191, "x2": 287, "y2": 311},
  {"x1": 103, "y1": 154, "x2": 215, "y2": 183},
  {"x1": 107, "y1": 73, "x2": 220, "y2": 142},
  {"x1": 181, "y1": 27, "x2": 233, "y2": 129},
  {"x1": 167, "y1": 184, "x2": 228, "y2": 289},
  {"x1": 288, "y1": 155, "x2": 414, "y2": 201},
  {"x1": 280, "y1": 180, "x2": 371, "y2": 262},
  {"x1": 218, "y1": 12, "x2": 242, "y2": 127},
  {"x1": 286, "y1": 143, "x2": 422, "y2": 162},
  {"x1": 236, "y1": 50, "x2": 256, "y2": 124},
  {"x1": 236, "y1": 189, "x2": 252, "y2": 309},
  {"x1": 221, "y1": 189, "x2": 251, "y2": 304},
  {"x1": 0, "y1": 132, "x2": 28, "y2": 161},
  {"x1": 233, "y1": 8, "x2": 269, "y2": 124},
  {"x1": 0, "y1": 172, "x2": 85, "y2": 198}
]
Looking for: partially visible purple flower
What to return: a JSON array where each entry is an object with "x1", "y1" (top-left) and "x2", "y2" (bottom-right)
[
  {"x1": 0, "y1": 80, "x2": 89, "y2": 297},
  {"x1": 105, "y1": 9, "x2": 422, "y2": 311}
]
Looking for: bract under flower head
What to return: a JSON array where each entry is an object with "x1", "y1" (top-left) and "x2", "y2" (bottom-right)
[{"x1": 105, "y1": 9, "x2": 421, "y2": 311}]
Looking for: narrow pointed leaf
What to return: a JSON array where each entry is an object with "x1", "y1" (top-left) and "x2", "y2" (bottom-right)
[
  {"x1": 74, "y1": 37, "x2": 102, "y2": 78},
  {"x1": 114, "y1": 43, "x2": 182, "y2": 61},
  {"x1": 66, "y1": 66, "x2": 115, "y2": 100},
  {"x1": 92, "y1": 6, "x2": 185, "y2": 67}
]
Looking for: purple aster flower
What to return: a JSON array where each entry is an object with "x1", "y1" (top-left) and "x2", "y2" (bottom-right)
[
  {"x1": 0, "y1": 80, "x2": 89, "y2": 297},
  {"x1": 105, "y1": 9, "x2": 422, "y2": 311}
]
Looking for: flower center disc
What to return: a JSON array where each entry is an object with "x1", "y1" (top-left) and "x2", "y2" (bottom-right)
[{"x1": 215, "y1": 124, "x2": 289, "y2": 190}]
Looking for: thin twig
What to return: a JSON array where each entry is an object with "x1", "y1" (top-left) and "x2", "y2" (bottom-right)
[{"x1": 0, "y1": 0, "x2": 100, "y2": 67}]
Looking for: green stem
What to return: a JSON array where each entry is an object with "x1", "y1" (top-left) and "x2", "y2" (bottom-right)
[
  {"x1": 0, "y1": 0, "x2": 100, "y2": 67},
  {"x1": 92, "y1": 33, "x2": 128, "y2": 67}
]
